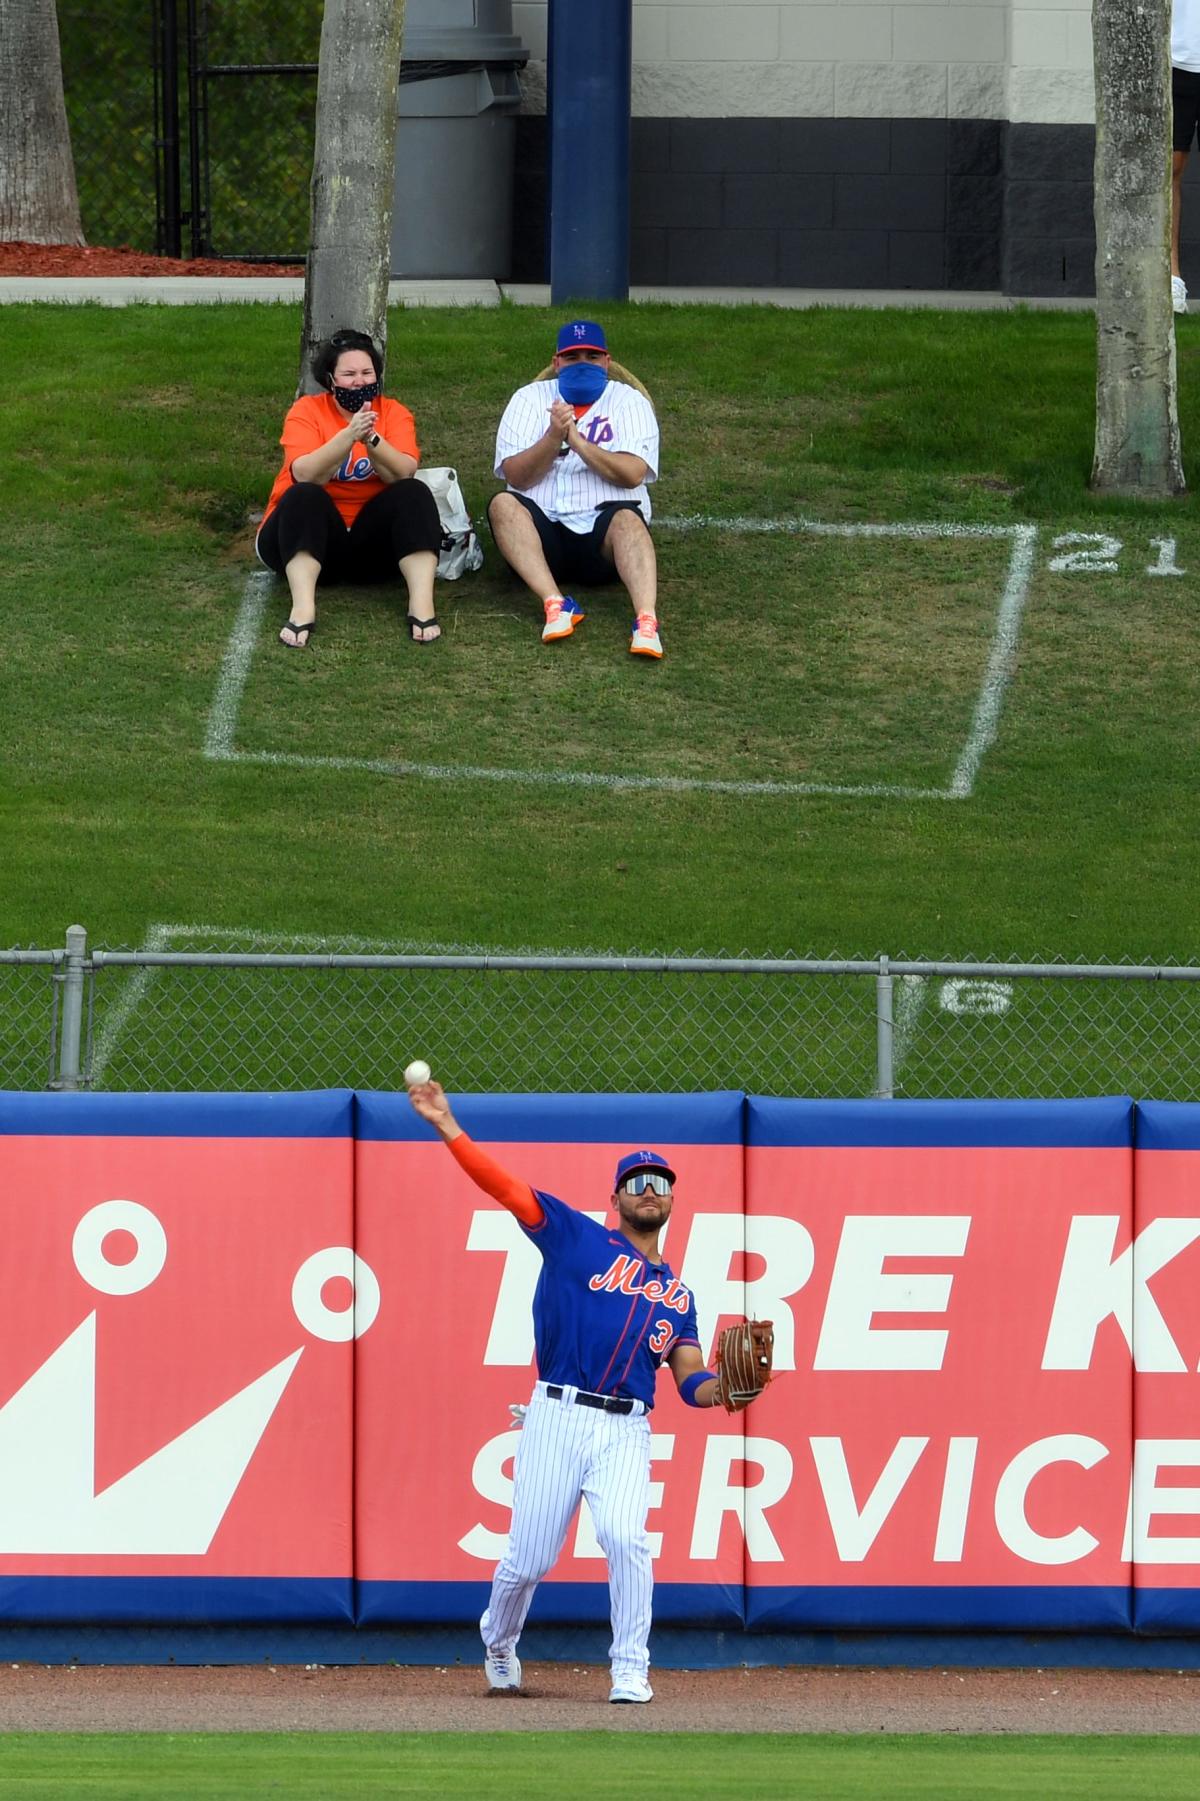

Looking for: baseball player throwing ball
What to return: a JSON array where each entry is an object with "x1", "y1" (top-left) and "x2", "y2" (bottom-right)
[{"x1": 407, "y1": 1072, "x2": 772, "y2": 1705}]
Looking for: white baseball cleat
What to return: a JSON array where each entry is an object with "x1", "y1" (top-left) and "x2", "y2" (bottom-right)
[
  {"x1": 484, "y1": 1646, "x2": 522, "y2": 1691},
  {"x1": 629, "y1": 612, "x2": 662, "y2": 658},
  {"x1": 1173, "y1": 275, "x2": 1189, "y2": 314},
  {"x1": 609, "y1": 1674, "x2": 654, "y2": 1703}
]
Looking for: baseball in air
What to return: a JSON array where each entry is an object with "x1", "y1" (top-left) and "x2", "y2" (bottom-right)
[{"x1": 404, "y1": 1059, "x2": 432, "y2": 1087}]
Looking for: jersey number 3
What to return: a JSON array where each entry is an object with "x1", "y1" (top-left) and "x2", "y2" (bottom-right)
[{"x1": 649, "y1": 1319, "x2": 673, "y2": 1354}]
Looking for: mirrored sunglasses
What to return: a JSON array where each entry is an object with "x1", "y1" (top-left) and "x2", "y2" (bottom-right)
[{"x1": 620, "y1": 1171, "x2": 673, "y2": 1197}]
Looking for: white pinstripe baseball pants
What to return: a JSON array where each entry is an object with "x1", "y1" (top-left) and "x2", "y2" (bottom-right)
[{"x1": 480, "y1": 1382, "x2": 654, "y2": 1679}]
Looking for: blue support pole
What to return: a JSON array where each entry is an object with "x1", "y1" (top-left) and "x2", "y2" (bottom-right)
[{"x1": 547, "y1": 0, "x2": 632, "y2": 302}]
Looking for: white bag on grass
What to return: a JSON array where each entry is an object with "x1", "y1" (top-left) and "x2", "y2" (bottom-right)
[{"x1": 414, "y1": 466, "x2": 485, "y2": 580}]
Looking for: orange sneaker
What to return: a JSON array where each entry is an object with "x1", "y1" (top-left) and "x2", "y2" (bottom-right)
[
  {"x1": 630, "y1": 612, "x2": 663, "y2": 658},
  {"x1": 542, "y1": 596, "x2": 586, "y2": 642}
]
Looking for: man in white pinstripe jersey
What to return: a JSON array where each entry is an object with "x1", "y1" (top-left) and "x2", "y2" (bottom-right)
[{"x1": 488, "y1": 320, "x2": 664, "y2": 658}]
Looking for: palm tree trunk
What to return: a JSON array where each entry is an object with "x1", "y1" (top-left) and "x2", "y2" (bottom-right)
[
  {"x1": 0, "y1": 0, "x2": 84, "y2": 245},
  {"x1": 1091, "y1": 0, "x2": 1185, "y2": 495},
  {"x1": 300, "y1": 0, "x2": 407, "y2": 394}
]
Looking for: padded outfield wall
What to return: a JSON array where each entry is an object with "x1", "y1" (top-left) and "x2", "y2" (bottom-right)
[{"x1": 2, "y1": 1090, "x2": 1199, "y2": 1649}]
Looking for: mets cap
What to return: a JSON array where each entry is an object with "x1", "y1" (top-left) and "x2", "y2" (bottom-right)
[
  {"x1": 613, "y1": 1149, "x2": 677, "y2": 1188},
  {"x1": 556, "y1": 319, "x2": 608, "y2": 354}
]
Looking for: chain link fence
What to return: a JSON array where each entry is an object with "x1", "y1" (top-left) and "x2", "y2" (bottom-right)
[
  {"x1": 184, "y1": 0, "x2": 321, "y2": 261},
  {"x1": 59, "y1": 0, "x2": 159, "y2": 252},
  {"x1": 58, "y1": 0, "x2": 321, "y2": 258},
  {"x1": 4, "y1": 930, "x2": 1200, "y2": 1100}
]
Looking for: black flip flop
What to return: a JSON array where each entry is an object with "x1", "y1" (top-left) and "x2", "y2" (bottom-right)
[
  {"x1": 279, "y1": 618, "x2": 316, "y2": 648},
  {"x1": 407, "y1": 614, "x2": 441, "y2": 644}
]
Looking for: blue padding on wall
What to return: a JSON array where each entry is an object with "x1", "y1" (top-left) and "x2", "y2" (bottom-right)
[
  {"x1": 747, "y1": 1096, "x2": 1134, "y2": 1150},
  {"x1": 357, "y1": 1090, "x2": 746, "y2": 1145},
  {"x1": 0, "y1": 1577, "x2": 355, "y2": 1624},
  {"x1": 9, "y1": 1623, "x2": 1200, "y2": 1667},
  {"x1": 746, "y1": 1585, "x2": 1133, "y2": 1632},
  {"x1": 1134, "y1": 1100, "x2": 1200, "y2": 1151},
  {"x1": 1133, "y1": 1589, "x2": 1200, "y2": 1632},
  {"x1": 0, "y1": 1089, "x2": 355, "y2": 1139},
  {"x1": 355, "y1": 1580, "x2": 491, "y2": 1626},
  {"x1": 355, "y1": 1580, "x2": 744, "y2": 1628}
]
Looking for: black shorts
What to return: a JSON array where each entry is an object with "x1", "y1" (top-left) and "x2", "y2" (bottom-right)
[
  {"x1": 1174, "y1": 66, "x2": 1200, "y2": 151},
  {"x1": 492, "y1": 494, "x2": 648, "y2": 587}
]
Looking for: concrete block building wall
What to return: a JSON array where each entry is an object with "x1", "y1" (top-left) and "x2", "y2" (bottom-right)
[{"x1": 509, "y1": 0, "x2": 1194, "y2": 296}]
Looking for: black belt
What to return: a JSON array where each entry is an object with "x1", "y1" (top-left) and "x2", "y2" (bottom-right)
[{"x1": 547, "y1": 1385, "x2": 635, "y2": 1415}]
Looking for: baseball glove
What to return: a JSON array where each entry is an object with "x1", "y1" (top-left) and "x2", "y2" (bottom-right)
[{"x1": 713, "y1": 1318, "x2": 775, "y2": 1413}]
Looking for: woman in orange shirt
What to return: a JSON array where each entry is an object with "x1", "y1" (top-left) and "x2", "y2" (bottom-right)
[{"x1": 257, "y1": 329, "x2": 444, "y2": 647}]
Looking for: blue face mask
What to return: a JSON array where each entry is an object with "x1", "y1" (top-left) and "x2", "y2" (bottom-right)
[{"x1": 557, "y1": 361, "x2": 607, "y2": 406}]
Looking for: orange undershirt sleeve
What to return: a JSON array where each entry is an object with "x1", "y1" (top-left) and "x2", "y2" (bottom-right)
[{"x1": 446, "y1": 1133, "x2": 544, "y2": 1227}]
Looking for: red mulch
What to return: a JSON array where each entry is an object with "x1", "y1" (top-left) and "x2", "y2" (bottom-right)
[{"x1": 0, "y1": 241, "x2": 299, "y2": 277}]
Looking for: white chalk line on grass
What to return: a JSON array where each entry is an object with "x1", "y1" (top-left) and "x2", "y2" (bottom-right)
[
  {"x1": 88, "y1": 922, "x2": 525, "y2": 1088},
  {"x1": 205, "y1": 568, "x2": 272, "y2": 758},
  {"x1": 949, "y1": 524, "x2": 1038, "y2": 798},
  {"x1": 204, "y1": 519, "x2": 1037, "y2": 802},
  {"x1": 657, "y1": 514, "x2": 1020, "y2": 540},
  {"x1": 90, "y1": 922, "x2": 175, "y2": 1087},
  {"x1": 213, "y1": 747, "x2": 950, "y2": 802}
]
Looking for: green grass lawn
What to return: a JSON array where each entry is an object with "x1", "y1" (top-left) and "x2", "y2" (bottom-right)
[
  {"x1": 0, "y1": 1731, "x2": 1196, "y2": 1800},
  {"x1": 3, "y1": 300, "x2": 1200, "y2": 1091},
  {"x1": 235, "y1": 525, "x2": 1014, "y2": 790}
]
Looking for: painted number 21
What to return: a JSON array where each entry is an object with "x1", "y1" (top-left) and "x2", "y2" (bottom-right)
[{"x1": 1048, "y1": 534, "x2": 1186, "y2": 577}]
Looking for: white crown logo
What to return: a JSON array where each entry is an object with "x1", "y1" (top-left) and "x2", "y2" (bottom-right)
[{"x1": 0, "y1": 1201, "x2": 380, "y2": 1557}]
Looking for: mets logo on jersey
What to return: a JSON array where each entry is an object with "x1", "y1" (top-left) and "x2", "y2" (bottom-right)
[
  {"x1": 588, "y1": 1254, "x2": 691, "y2": 1314},
  {"x1": 335, "y1": 451, "x2": 374, "y2": 482}
]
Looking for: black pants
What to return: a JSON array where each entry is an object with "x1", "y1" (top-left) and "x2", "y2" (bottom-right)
[{"x1": 256, "y1": 480, "x2": 442, "y2": 585}]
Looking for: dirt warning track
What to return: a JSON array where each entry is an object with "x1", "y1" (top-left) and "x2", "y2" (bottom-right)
[{"x1": 1, "y1": 1664, "x2": 1199, "y2": 1734}]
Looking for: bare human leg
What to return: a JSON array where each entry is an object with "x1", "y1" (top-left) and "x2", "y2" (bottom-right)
[
  {"x1": 488, "y1": 493, "x2": 582, "y2": 643},
  {"x1": 280, "y1": 551, "x2": 320, "y2": 647},
  {"x1": 1173, "y1": 149, "x2": 1189, "y2": 310},
  {"x1": 600, "y1": 509, "x2": 658, "y2": 615},
  {"x1": 400, "y1": 549, "x2": 440, "y2": 642},
  {"x1": 601, "y1": 510, "x2": 661, "y2": 659},
  {"x1": 488, "y1": 493, "x2": 564, "y2": 602}
]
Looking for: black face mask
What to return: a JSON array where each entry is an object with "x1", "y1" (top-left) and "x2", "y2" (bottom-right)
[{"x1": 332, "y1": 380, "x2": 380, "y2": 412}]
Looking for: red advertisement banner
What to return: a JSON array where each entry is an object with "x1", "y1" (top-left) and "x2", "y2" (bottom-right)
[
  {"x1": 1132, "y1": 1143, "x2": 1200, "y2": 1610},
  {"x1": 744, "y1": 1143, "x2": 1133, "y2": 1601},
  {"x1": 0, "y1": 1133, "x2": 354, "y2": 1582},
  {"x1": 4, "y1": 1094, "x2": 1196, "y2": 1634}
]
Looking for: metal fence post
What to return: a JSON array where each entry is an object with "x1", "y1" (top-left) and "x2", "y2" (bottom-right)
[
  {"x1": 53, "y1": 924, "x2": 88, "y2": 1092},
  {"x1": 154, "y1": 0, "x2": 183, "y2": 257},
  {"x1": 875, "y1": 956, "x2": 894, "y2": 1099}
]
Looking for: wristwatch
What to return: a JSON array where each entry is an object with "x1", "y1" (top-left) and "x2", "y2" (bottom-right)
[{"x1": 365, "y1": 431, "x2": 381, "y2": 448}]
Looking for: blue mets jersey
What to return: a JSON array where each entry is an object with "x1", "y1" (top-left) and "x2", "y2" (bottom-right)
[{"x1": 523, "y1": 1190, "x2": 700, "y2": 1408}]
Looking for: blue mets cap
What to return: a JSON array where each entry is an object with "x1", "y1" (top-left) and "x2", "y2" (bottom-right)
[
  {"x1": 556, "y1": 319, "x2": 608, "y2": 354},
  {"x1": 613, "y1": 1149, "x2": 677, "y2": 1189}
]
